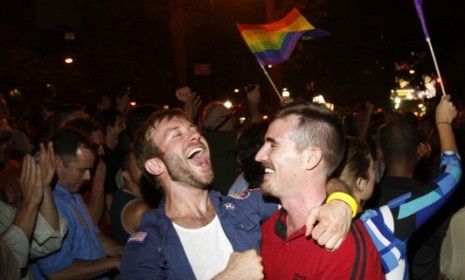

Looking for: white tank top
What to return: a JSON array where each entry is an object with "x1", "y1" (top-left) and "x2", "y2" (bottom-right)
[{"x1": 173, "y1": 215, "x2": 234, "y2": 280}]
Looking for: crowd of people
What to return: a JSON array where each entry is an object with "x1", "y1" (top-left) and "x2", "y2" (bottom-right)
[{"x1": 1, "y1": 84, "x2": 464, "y2": 279}]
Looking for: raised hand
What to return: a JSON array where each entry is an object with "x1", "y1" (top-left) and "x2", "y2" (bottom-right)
[
  {"x1": 20, "y1": 155, "x2": 43, "y2": 206},
  {"x1": 39, "y1": 142, "x2": 56, "y2": 189},
  {"x1": 246, "y1": 84, "x2": 261, "y2": 106},
  {"x1": 175, "y1": 86, "x2": 196, "y2": 103},
  {"x1": 436, "y1": 95, "x2": 457, "y2": 124},
  {"x1": 93, "y1": 159, "x2": 106, "y2": 189},
  {"x1": 304, "y1": 200, "x2": 352, "y2": 251},
  {"x1": 176, "y1": 86, "x2": 202, "y2": 122},
  {"x1": 436, "y1": 95, "x2": 458, "y2": 153}
]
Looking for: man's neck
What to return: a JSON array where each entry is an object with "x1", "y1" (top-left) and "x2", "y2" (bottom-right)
[
  {"x1": 280, "y1": 179, "x2": 326, "y2": 237},
  {"x1": 164, "y1": 184, "x2": 215, "y2": 229},
  {"x1": 56, "y1": 180, "x2": 76, "y2": 193},
  {"x1": 384, "y1": 163, "x2": 415, "y2": 178}
]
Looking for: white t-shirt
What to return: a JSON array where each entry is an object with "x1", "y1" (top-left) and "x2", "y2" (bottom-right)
[{"x1": 173, "y1": 215, "x2": 234, "y2": 280}]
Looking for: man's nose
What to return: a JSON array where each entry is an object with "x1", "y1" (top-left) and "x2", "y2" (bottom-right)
[{"x1": 255, "y1": 145, "x2": 267, "y2": 162}]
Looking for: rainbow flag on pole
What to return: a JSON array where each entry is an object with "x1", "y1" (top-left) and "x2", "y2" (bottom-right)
[{"x1": 238, "y1": 9, "x2": 329, "y2": 65}]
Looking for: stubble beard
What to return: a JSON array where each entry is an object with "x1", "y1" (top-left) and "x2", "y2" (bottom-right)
[{"x1": 163, "y1": 152, "x2": 213, "y2": 189}]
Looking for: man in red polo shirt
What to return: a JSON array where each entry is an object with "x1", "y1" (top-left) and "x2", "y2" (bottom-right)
[{"x1": 256, "y1": 102, "x2": 384, "y2": 279}]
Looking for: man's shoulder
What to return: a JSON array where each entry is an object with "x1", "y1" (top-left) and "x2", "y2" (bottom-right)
[
  {"x1": 125, "y1": 209, "x2": 169, "y2": 246},
  {"x1": 321, "y1": 220, "x2": 382, "y2": 274},
  {"x1": 139, "y1": 208, "x2": 166, "y2": 225},
  {"x1": 51, "y1": 190, "x2": 75, "y2": 214},
  {"x1": 220, "y1": 188, "x2": 264, "y2": 203},
  {"x1": 227, "y1": 189, "x2": 260, "y2": 200},
  {"x1": 214, "y1": 189, "x2": 272, "y2": 215},
  {"x1": 124, "y1": 228, "x2": 159, "y2": 251},
  {"x1": 336, "y1": 220, "x2": 377, "y2": 254},
  {"x1": 126, "y1": 231, "x2": 151, "y2": 244}
]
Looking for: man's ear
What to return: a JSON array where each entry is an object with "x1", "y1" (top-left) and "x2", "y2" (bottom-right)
[
  {"x1": 305, "y1": 147, "x2": 323, "y2": 170},
  {"x1": 355, "y1": 177, "x2": 365, "y2": 193},
  {"x1": 144, "y1": 158, "x2": 165, "y2": 176}
]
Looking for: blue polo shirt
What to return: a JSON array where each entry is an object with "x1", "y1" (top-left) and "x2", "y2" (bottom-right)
[{"x1": 32, "y1": 185, "x2": 106, "y2": 279}]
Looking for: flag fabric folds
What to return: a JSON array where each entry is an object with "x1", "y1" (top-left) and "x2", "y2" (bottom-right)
[
  {"x1": 413, "y1": 0, "x2": 430, "y2": 39},
  {"x1": 237, "y1": 8, "x2": 328, "y2": 65}
]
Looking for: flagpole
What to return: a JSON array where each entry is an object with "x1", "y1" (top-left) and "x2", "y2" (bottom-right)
[
  {"x1": 257, "y1": 62, "x2": 283, "y2": 102},
  {"x1": 425, "y1": 38, "x2": 446, "y2": 96},
  {"x1": 414, "y1": 0, "x2": 446, "y2": 96}
]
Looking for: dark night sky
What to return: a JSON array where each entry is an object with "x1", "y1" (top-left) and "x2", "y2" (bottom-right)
[{"x1": 1, "y1": 0, "x2": 464, "y2": 106}]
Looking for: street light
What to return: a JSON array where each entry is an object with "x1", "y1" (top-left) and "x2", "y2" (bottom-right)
[
  {"x1": 64, "y1": 57, "x2": 74, "y2": 64},
  {"x1": 223, "y1": 100, "x2": 233, "y2": 109},
  {"x1": 282, "y1": 88, "x2": 290, "y2": 98}
]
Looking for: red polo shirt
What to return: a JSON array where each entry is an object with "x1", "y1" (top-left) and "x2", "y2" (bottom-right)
[{"x1": 261, "y1": 209, "x2": 385, "y2": 280}]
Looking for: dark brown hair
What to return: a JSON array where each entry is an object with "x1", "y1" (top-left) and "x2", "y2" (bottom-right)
[
  {"x1": 275, "y1": 102, "x2": 345, "y2": 176},
  {"x1": 133, "y1": 108, "x2": 188, "y2": 188}
]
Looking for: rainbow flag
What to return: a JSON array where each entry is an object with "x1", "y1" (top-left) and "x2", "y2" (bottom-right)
[
  {"x1": 413, "y1": 0, "x2": 430, "y2": 39},
  {"x1": 238, "y1": 9, "x2": 328, "y2": 65}
]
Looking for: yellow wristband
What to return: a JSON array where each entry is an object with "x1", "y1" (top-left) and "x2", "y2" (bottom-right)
[{"x1": 326, "y1": 192, "x2": 359, "y2": 218}]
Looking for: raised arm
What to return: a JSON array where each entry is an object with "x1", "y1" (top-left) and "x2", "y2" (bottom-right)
[
  {"x1": 395, "y1": 96, "x2": 460, "y2": 234},
  {"x1": 30, "y1": 142, "x2": 68, "y2": 258},
  {"x1": 3, "y1": 155, "x2": 43, "y2": 267},
  {"x1": 304, "y1": 179, "x2": 354, "y2": 251},
  {"x1": 364, "y1": 95, "x2": 461, "y2": 240},
  {"x1": 38, "y1": 142, "x2": 59, "y2": 230},
  {"x1": 176, "y1": 86, "x2": 202, "y2": 123},
  {"x1": 85, "y1": 158, "x2": 106, "y2": 224},
  {"x1": 436, "y1": 95, "x2": 458, "y2": 153},
  {"x1": 246, "y1": 84, "x2": 262, "y2": 125},
  {"x1": 237, "y1": 84, "x2": 263, "y2": 137}
]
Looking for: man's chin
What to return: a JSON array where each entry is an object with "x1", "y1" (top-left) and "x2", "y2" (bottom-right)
[
  {"x1": 190, "y1": 162, "x2": 212, "y2": 173},
  {"x1": 196, "y1": 170, "x2": 214, "y2": 185},
  {"x1": 190, "y1": 178, "x2": 213, "y2": 190},
  {"x1": 201, "y1": 175, "x2": 214, "y2": 188}
]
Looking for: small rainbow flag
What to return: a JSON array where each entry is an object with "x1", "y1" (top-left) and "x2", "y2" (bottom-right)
[{"x1": 238, "y1": 9, "x2": 329, "y2": 65}]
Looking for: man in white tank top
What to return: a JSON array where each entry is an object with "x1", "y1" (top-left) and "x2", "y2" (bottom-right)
[{"x1": 173, "y1": 216, "x2": 233, "y2": 279}]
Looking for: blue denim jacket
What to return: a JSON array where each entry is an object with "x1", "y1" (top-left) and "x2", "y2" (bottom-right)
[{"x1": 121, "y1": 190, "x2": 276, "y2": 279}]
